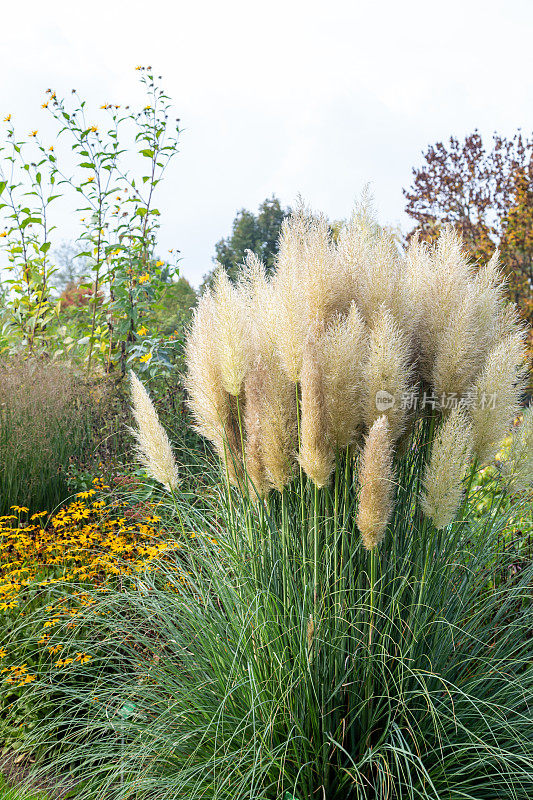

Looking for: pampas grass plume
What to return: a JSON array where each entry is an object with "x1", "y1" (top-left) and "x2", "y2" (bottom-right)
[
  {"x1": 129, "y1": 371, "x2": 179, "y2": 491},
  {"x1": 364, "y1": 308, "x2": 413, "y2": 440},
  {"x1": 259, "y1": 357, "x2": 297, "y2": 492},
  {"x1": 320, "y1": 303, "x2": 368, "y2": 449},
  {"x1": 185, "y1": 291, "x2": 243, "y2": 483},
  {"x1": 411, "y1": 227, "x2": 473, "y2": 383},
  {"x1": 298, "y1": 337, "x2": 334, "y2": 488},
  {"x1": 356, "y1": 415, "x2": 395, "y2": 550},
  {"x1": 421, "y1": 407, "x2": 473, "y2": 529},
  {"x1": 470, "y1": 332, "x2": 526, "y2": 464},
  {"x1": 212, "y1": 266, "x2": 250, "y2": 397},
  {"x1": 502, "y1": 404, "x2": 533, "y2": 493},
  {"x1": 244, "y1": 362, "x2": 269, "y2": 497}
]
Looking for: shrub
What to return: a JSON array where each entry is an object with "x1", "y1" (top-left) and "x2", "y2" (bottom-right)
[{"x1": 0, "y1": 361, "x2": 100, "y2": 515}]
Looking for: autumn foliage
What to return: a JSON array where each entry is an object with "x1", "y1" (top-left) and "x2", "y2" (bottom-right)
[{"x1": 404, "y1": 131, "x2": 533, "y2": 363}]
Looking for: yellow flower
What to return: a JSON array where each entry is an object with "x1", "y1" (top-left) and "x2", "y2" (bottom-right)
[
  {"x1": 156, "y1": 260, "x2": 164, "y2": 267},
  {"x1": 75, "y1": 652, "x2": 91, "y2": 664},
  {"x1": 0, "y1": 648, "x2": 6, "y2": 658},
  {"x1": 90, "y1": 125, "x2": 98, "y2": 132},
  {"x1": 139, "y1": 273, "x2": 150, "y2": 284},
  {"x1": 42, "y1": 102, "x2": 49, "y2": 109},
  {"x1": 137, "y1": 326, "x2": 148, "y2": 336},
  {"x1": 135, "y1": 66, "x2": 143, "y2": 70},
  {"x1": 87, "y1": 177, "x2": 95, "y2": 183},
  {"x1": 4, "y1": 115, "x2": 11, "y2": 122},
  {"x1": 29, "y1": 130, "x2": 38, "y2": 137},
  {"x1": 49, "y1": 146, "x2": 54, "y2": 152},
  {"x1": 0, "y1": 232, "x2": 7, "y2": 238},
  {"x1": 11, "y1": 506, "x2": 29, "y2": 513}
]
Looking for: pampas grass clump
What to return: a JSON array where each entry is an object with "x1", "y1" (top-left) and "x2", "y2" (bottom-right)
[
  {"x1": 185, "y1": 201, "x2": 528, "y2": 540},
  {"x1": 18, "y1": 201, "x2": 532, "y2": 800}
]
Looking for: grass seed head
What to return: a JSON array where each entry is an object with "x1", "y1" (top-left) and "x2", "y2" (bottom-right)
[
  {"x1": 244, "y1": 361, "x2": 270, "y2": 498},
  {"x1": 470, "y1": 331, "x2": 527, "y2": 464},
  {"x1": 501, "y1": 404, "x2": 533, "y2": 494},
  {"x1": 363, "y1": 307, "x2": 414, "y2": 440},
  {"x1": 129, "y1": 372, "x2": 179, "y2": 491},
  {"x1": 320, "y1": 302, "x2": 368, "y2": 449},
  {"x1": 421, "y1": 407, "x2": 473, "y2": 529},
  {"x1": 356, "y1": 415, "x2": 395, "y2": 550},
  {"x1": 298, "y1": 336, "x2": 334, "y2": 488},
  {"x1": 212, "y1": 266, "x2": 250, "y2": 397}
]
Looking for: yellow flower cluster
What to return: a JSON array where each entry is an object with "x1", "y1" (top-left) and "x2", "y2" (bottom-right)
[
  {"x1": 0, "y1": 480, "x2": 179, "y2": 611},
  {"x1": 0, "y1": 479, "x2": 186, "y2": 684},
  {"x1": 0, "y1": 663, "x2": 36, "y2": 686}
]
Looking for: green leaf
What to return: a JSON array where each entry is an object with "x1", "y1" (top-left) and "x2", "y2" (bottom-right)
[
  {"x1": 20, "y1": 217, "x2": 41, "y2": 229},
  {"x1": 79, "y1": 162, "x2": 95, "y2": 169},
  {"x1": 40, "y1": 242, "x2": 51, "y2": 254}
]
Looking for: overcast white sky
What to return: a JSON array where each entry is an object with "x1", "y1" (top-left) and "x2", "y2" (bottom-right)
[{"x1": 2, "y1": 0, "x2": 532, "y2": 286}]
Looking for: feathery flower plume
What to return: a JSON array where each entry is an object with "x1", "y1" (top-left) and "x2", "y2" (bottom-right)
[
  {"x1": 363, "y1": 308, "x2": 413, "y2": 440},
  {"x1": 244, "y1": 362, "x2": 269, "y2": 497},
  {"x1": 501, "y1": 404, "x2": 533, "y2": 493},
  {"x1": 129, "y1": 372, "x2": 179, "y2": 491},
  {"x1": 356, "y1": 415, "x2": 395, "y2": 550},
  {"x1": 270, "y1": 210, "x2": 309, "y2": 380},
  {"x1": 320, "y1": 303, "x2": 368, "y2": 449},
  {"x1": 410, "y1": 227, "x2": 473, "y2": 383},
  {"x1": 471, "y1": 250, "x2": 506, "y2": 338},
  {"x1": 259, "y1": 358, "x2": 298, "y2": 492},
  {"x1": 184, "y1": 291, "x2": 243, "y2": 482},
  {"x1": 496, "y1": 302, "x2": 525, "y2": 343},
  {"x1": 469, "y1": 332, "x2": 527, "y2": 464},
  {"x1": 337, "y1": 202, "x2": 404, "y2": 328},
  {"x1": 239, "y1": 251, "x2": 279, "y2": 362},
  {"x1": 431, "y1": 252, "x2": 506, "y2": 397},
  {"x1": 212, "y1": 266, "x2": 250, "y2": 396},
  {"x1": 298, "y1": 336, "x2": 334, "y2": 487},
  {"x1": 301, "y1": 211, "x2": 348, "y2": 330},
  {"x1": 272, "y1": 207, "x2": 349, "y2": 380},
  {"x1": 421, "y1": 408, "x2": 473, "y2": 528},
  {"x1": 431, "y1": 294, "x2": 487, "y2": 399},
  {"x1": 240, "y1": 254, "x2": 298, "y2": 491}
]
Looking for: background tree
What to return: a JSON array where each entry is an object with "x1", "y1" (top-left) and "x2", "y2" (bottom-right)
[
  {"x1": 202, "y1": 195, "x2": 289, "y2": 289},
  {"x1": 149, "y1": 276, "x2": 197, "y2": 336},
  {"x1": 403, "y1": 131, "x2": 533, "y2": 329},
  {"x1": 53, "y1": 240, "x2": 89, "y2": 292}
]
